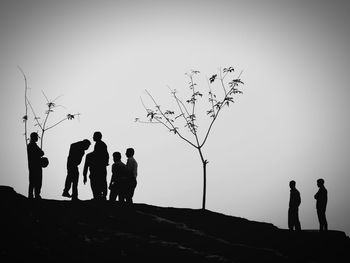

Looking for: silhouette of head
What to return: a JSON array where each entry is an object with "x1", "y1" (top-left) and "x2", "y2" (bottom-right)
[
  {"x1": 317, "y1": 178, "x2": 325, "y2": 187},
  {"x1": 93, "y1": 131, "x2": 102, "y2": 142},
  {"x1": 30, "y1": 132, "x2": 39, "y2": 143},
  {"x1": 289, "y1": 180, "x2": 296, "y2": 189},
  {"x1": 113, "y1": 152, "x2": 121, "y2": 162},
  {"x1": 82, "y1": 139, "x2": 91, "y2": 150},
  {"x1": 126, "y1": 148, "x2": 135, "y2": 158}
]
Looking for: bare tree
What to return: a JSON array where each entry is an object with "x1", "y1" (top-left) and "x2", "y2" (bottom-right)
[
  {"x1": 137, "y1": 67, "x2": 244, "y2": 209},
  {"x1": 19, "y1": 67, "x2": 80, "y2": 152}
]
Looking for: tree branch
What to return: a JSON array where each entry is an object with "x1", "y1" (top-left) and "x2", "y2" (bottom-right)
[
  {"x1": 200, "y1": 70, "x2": 243, "y2": 148},
  {"x1": 18, "y1": 66, "x2": 29, "y2": 145},
  {"x1": 45, "y1": 113, "x2": 80, "y2": 131},
  {"x1": 140, "y1": 97, "x2": 173, "y2": 130},
  {"x1": 206, "y1": 77, "x2": 216, "y2": 118},
  {"x1": 26, "y1": 97, "x2": 43, "y2": 130},
  {"x1": 144, "y1": 90, "x2": 197, "y2": 148},
  {"x1": 171, "y1": 91, "x2": 195, "y2": 135},
  {"x1": 219, "y1": 68, "x2": 227, "y2": 96}
]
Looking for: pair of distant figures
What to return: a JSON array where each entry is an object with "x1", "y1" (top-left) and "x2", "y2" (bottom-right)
[
  {"x1": 288, "y1": 179, "x2": 328, "y2": 232},
  {"x1": 61, "y1": 131, "x2": 138, "y2": 202}
]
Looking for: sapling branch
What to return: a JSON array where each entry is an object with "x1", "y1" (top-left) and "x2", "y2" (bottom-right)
[
  {"x1": 26, "y1": 97, "x2": 43, "y2": 130},
  {"x1": 145, "y1": 90, "x2": 197, "y2": 148},
  {"x1": 18, "y1": 66, "x2": 29, "y2": 145},
  {"x1": 45, "y1": 113, "x2": 80, "y2": 131},
  {"x1": 172, "y1": 91, "x2": 196, "y2": 135}
]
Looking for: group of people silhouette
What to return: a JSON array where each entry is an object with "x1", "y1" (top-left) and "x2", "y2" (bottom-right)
[
  {"x1": 27, "y1": 130, "x2": 328, "y2": 231},
  {"x1": 288, "y1": 179, "x2": 328, "y2": 232},
  {"x1": 27, "y1": 131, "x2": 138, "y2": 203}
]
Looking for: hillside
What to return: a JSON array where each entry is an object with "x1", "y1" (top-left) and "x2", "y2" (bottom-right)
[{"x1": 0, "y1": 185, "x2": 348, "y2": 262}]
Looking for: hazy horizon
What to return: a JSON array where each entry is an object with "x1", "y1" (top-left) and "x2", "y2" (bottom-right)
[{"x1": 1, "y1": 0, "x2": 350, "y2": 236}]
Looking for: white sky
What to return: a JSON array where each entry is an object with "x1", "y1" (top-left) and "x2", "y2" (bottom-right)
[{"x1": 1, "y1": 0, "x2": 350, "y2": 235}]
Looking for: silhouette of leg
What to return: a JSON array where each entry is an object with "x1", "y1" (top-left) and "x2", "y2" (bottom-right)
[
  {"x1": 63, "y1": 168, "x2": 73, "y2": 197},
  {"x1": 288, "y1": 208, "x2": 301, "y2": 231},
  {"x1": 109, "y1": 189, "x2": 117, "y2": 201},
  {"x1": 128, "y1": 178, "x2": 137, "y2": 204},
  {"x1": 295, "y1": 210, "x2": 301, "y2": 231},
  {"x1": 323, "y1": 212, "x2": 328, "y2": 231},
  {"x1": 102, "y1": 181, "x2": 107, "y2": 200},
  {"x1": 90, "y1": 175, "x2": 98, "y2": 199},
  {"x1": 34, "y1": 170, "x2": 42, "y2": 199},
  {"x1": 28, "y1": 172, "x2": 34, "y2": 199},
  {"x1": 118, "y1": 193, "x2": 125, "y2": 203},
  {"x1": 288, "y1": 208, "x2": 293, "y2": 230},
  {"x1": 317, "y1": 209, "x2": 325, "y2": 231},
  {"x1": 101, "y1": 169, "x2": 107, "y2": 200},
  {"x1": 318, "y1": 209, "x2": 328, "y2": 231},
  {"x1": 94, "y1": 167, "x2": 107, "y2": 200},
  {"x1": 95, "y1": 174, "x2": 104, "y2": 200},
  {"x1": 71, "y1": 167, "x2": 79, "y2": 200},
  {"x1": 118, "y1": 181, "x2": 127, "y2": 203}
]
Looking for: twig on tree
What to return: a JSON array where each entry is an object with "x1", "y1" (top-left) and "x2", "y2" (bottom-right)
[{"x1": 144, "y1": 90, "x2": 197, "y2": 148}]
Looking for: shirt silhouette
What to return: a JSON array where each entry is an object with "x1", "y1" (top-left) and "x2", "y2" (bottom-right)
[{"x1": 27, "y1": 132, "x2": 44, "y2": 199}]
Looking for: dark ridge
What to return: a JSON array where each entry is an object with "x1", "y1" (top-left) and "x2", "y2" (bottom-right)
[{"x1": 0, "y1": 185, "x2": 348, "y2": 262}]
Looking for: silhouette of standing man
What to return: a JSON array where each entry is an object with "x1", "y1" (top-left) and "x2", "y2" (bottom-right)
[
  {"x1": 109, "y1": 152, "x2": 128, "y2": 202},
  {"x1": 27, "y1": 132, "x2": 44, "y2": 199},
  {"x1": 314, "y1": 178, "x2": 328, "y2": 231},
  {"x1": 126, "y1": 148, "x2": 138, "y2": 204},
  {"x1": 288, "y1": 180, "x2": 301, "y2": 231},
  {"x1": 92, "y1": 131, "x2": 109, "y2": 200},
  {"x1": 62, "y1": 139, "x2": 91, "y2": 200}
]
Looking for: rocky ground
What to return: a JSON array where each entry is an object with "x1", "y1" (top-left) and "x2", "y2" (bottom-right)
[{"x1": 0, "y1": 185, "x2": 348, "y2": 262}]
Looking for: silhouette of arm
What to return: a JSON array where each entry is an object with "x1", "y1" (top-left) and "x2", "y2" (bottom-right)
[
  {"x1": 314, "y1": 190, "x2": 319, "y2": 200},
  {"x1": 39, "y1": 147, "x2": 44, "y2": 157},
  {"x1": 109, "y1": 163, "x2": 117, "y2": 189},
  {"x1": 35, "y1": 144, "x2": 44, "y2": 158},
  {"x1": 104, "y1": 145, "x2": 109, "y2": 166},
  {"x1": 297, "y1": 191, "x2": 301, "y2": 206},
  {"x1": 83, "y1": 155, "x2": 90, "y2": 184}
]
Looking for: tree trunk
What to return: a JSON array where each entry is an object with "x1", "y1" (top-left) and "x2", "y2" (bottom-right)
[
  {"x1": 202, "y1": 160, "x2": 207, "y2": 210},
  {"x1": 197, "y1": 147, "x2": 207, "y2": 210},
  {"x1": 40, "y1": 130, "x2": 45, "y2": 150}
]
